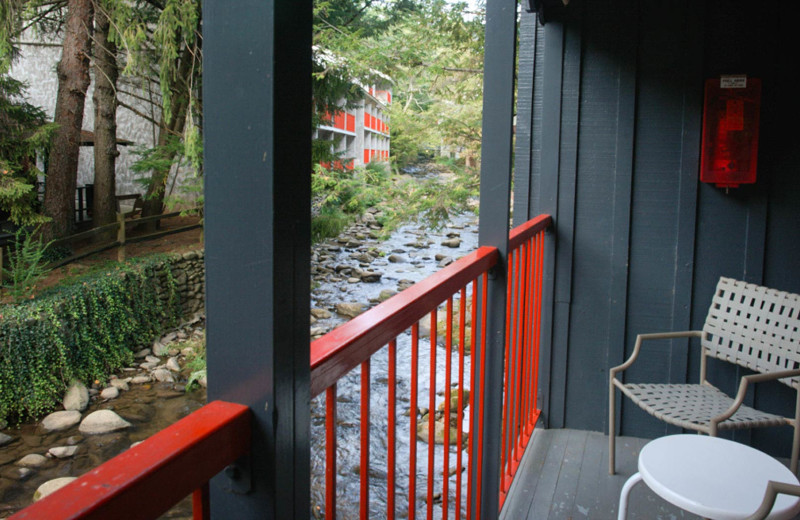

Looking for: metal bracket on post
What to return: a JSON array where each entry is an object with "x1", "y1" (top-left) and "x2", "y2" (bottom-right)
[{"x1": 222, "y1": 455, "x2": 252, "y2": 495}]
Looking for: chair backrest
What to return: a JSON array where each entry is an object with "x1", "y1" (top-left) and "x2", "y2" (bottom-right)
[{"x1": 702, "y1": 277, "x2": 800, "y2": 389}]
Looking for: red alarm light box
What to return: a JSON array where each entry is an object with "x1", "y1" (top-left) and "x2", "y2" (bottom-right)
[{"x1": 699, "y1": 75, "x2": 761, "y2": 188}]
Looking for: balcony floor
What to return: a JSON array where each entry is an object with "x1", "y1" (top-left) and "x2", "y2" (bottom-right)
[{"x1": 500, "y1": 428, "x2": 800, "y2": 520}]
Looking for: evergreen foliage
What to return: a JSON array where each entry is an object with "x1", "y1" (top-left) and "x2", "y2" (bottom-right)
[
  {"x1": 0, "y1": 255, "x2": 181, "y2": 422},
  {"x1": 0, "y1": 75, "x2": 56, "y2": 225}
]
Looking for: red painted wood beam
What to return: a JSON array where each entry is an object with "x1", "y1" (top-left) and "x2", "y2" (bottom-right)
[{"x1": 10, "y1": 401, "x2": 251, "y2": 520}]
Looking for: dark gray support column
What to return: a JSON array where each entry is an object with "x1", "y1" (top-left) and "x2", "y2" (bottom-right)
[
  {"x1": 513, "y1": 10, "x2": 538, "y2": 227},
  {"x1": 669, "y1": 2, "x2": 703, "y2": 391},
  {"x1": 476, "y1": 0, "x2": 517, "y2": 518},
  {"x1": 203, "y1": 1, "x2": 311, "y2": 519},
  {"x1": 536, "y1": 20, "x2": 564, "y2": 430},
  {"x1": 605, "y1": 1, "x2": 637, "y2": 436}
]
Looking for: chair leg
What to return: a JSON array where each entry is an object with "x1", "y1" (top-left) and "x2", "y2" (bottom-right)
[
  {"x1": 792, "y1": 390, "x2": 800, "y2": 474},
  {"x1": 609, "y1": 376, "x2": 617, "y2": 475}
]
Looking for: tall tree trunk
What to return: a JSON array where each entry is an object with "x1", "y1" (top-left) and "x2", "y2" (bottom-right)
[
  {"x1": 92, "y1": 2, "x2": 118, "y2": 237},
  {"x1": 140, "y1": 45, "x2": 193, "y2": 224},
  {"x1": 43, "y1": 0, "x2": 93, "y2": 240}
]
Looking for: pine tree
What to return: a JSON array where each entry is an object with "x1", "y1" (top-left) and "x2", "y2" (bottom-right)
[{"x1": 0, "y1": 75, "x2": 56, "y2": 225}]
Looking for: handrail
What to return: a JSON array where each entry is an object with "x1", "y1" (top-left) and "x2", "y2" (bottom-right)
[
  {"x1": 9, "y1": 401, "x2": 251, "y2": 520},
  {"x1": 310, "y1": 244, "x2": 500, "y2": 398},
  {"x1": 508, "y1": 214, "x2": 552, "y2": 250}
]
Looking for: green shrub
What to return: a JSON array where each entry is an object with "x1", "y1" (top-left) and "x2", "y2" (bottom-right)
[
  {"x1": 0, "y1": 255, "x2": 181, "y2": 422},
  {"x1": 2, "y1": 226, "x2": 52, "y2": 301}
]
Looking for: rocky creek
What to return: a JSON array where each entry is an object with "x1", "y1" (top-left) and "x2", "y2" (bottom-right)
[{"x1": 0, "y1": 209, "x2": 479, "y2": 518}]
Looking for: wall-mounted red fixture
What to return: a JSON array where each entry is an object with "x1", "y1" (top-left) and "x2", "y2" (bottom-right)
[{"x1": 700, "y1": 75, "x2": 761, "y2": 188}]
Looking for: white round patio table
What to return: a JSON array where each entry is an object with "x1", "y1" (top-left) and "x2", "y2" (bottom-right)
[{"x1": 617, "y1": 434, "x2": 800, "y2": 520}]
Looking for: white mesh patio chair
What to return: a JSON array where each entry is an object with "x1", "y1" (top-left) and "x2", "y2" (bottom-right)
[{"x1": 608, "y1": 277, "x2": 800, "y2": 475}]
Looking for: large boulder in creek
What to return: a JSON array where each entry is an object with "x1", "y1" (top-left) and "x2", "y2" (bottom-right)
[
  {"x1": 41, "y1": 410, "x2": 82, "y2": 432},
  {"x1": 416, "y1": 418, "x2": 467, "y2": 448},
  {"x1": 335, "y1": 302, "x2": 367, "y2": 319},
  {"x1": 62, "y1": 382, "x2": 89, "y2": 412},
  {"x1": 33, "y1": 477, "x2": 78, "y2": 502},
  {"x1": 79, "y1": 410, "x2": 132, "y2": 435}
]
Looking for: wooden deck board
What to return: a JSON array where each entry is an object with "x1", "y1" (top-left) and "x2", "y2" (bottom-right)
[{"x1": 501, "y1": 429, "x2": 800, "y2": 520}]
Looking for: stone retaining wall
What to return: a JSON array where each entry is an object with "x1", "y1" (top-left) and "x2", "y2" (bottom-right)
[{"x1": 155, "y1": 250, "x2": 205, "y2": 318}]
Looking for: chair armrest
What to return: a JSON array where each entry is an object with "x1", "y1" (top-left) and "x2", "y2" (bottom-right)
[
  {"x1": 610, "y1": 330, "x2": 704, "y2": 380},
  {"x1": 744, "y1": 480, "x2": 800, "y2": 520},
  {"x1": 709, "y1": 368, "x2": 800, "y2": 432}
]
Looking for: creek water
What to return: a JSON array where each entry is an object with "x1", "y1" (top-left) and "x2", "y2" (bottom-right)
[
  {"x1": 0, "y1": 211, "x2": 479, "y2": 519},
  {"x1": 308, "y1": 212, "x2": 479, "y2": 519}
]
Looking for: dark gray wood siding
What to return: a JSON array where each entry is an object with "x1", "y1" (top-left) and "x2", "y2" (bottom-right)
[{"x1": 514, "y1": 0, "x2": 800, "y2": 458}]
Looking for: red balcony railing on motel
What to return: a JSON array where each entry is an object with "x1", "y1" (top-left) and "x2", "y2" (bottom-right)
[
  {"x1": 310, "y1": 214, "x2": 550, "y2": 519},
  {"x1": 11, "y1": 215, "x2": 551, "y2": 520}
]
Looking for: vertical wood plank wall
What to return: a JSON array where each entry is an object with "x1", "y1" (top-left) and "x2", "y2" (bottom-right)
[{"x1": 514, "y1": 0, "x2": 800, "y2": 459}]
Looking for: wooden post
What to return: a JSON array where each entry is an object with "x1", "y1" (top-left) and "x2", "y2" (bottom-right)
[
  {"x1": 116, "y1": 212, "x2": 126, "y2": 262},
  {"x1": 205, "y1": 0, "x2": 312, "y2": 517}
]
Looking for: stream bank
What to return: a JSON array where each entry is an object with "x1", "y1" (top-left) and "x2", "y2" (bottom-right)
[{"x1": 0, "y1": 209, "x2": 479, "y2": 518}]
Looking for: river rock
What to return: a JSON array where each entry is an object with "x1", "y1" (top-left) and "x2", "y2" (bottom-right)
[
  {"x1": 100, "y1": 387, "x2": 119, "y2": 400},
  {"x1": 41, "y1": 410, "x2": 82, "y2": 432},
  {"x1": 442, "y1": 238, "x2": 461, "y2": 248},
  {"x1": 166, "y1": 357, "x2": 181, "y2": 372},
  {"x1": 353, "y1": 252, "x2": 374, "y2": 263},
  {"x1": 152, "y1": 341, "x2": 169, "y2": 356},
  {"x1": 436, "y1": 390, "x2": 470, "y2": 413},
  {"x1": 335, "y1": 302, "x2": 366, "y2": 318},
  {"x1": 388, "y1": 254, "x2": 404, "y2": 263},
  {"x1": 33, "y1": 477, "x2": 78, "y2": 502},
  {"x1": 17, "y1": 453, "x2": 48, "y2": 468},
  {"x1": 48, "y1": 446, "x2": 79, "y2": 459},
  {"x1": 378, "y1": 289, "x2": 397, "y2": 302},
  {"x1": 79, "y1": 410, "x2": 132, "y2": 434},
  {"x1": 438, "y1": 256, "x2": 454, "y2": 267},
  {"x1": 110, "y1": 378, "x2": 130, "y2": 391},
  {"x1": 0, "y1": 432, "x2": 14, "y2": 447},
  {"x1": 416, "y1": 418, "x2": 467, "y2": 447},
  {"x1": 347, "y1": 277, "x2": 361, "y2": 284},
  {"x1": 310, "y1": 326, "x2": 328, "y2": 337},
  {"x1": 397, "y1": 279, "x2": 415, "y2": 291},
  {"x1": 311, "y1": 308, "x2": 332, "y2": 319},
  {"x1": 2, "y1": 466, "x2": 33, "y2": 480},
  {"x1": 134, "y1": 348, "x2": 151, "y2": 358},
  {"x1": 359, "y1": 271, "x2": 382, "y2": 283},
  {"x1": 131, "y1": 375, "x2": 151, "y2": 384},
  {"x1": 153, "y1": 368, "x2": 176, "y2": 383},
  {"x1": 145, "y1": 355, "x2": 161, "y2": 364},
  {"x1": 63, "y1": 382, "x2": 89, "y2": 412}
]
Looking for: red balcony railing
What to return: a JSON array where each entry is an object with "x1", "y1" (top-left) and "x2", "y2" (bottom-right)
[
  {"x1": 310, "y1": 214, "x2": 551, "y2": 519},
  {"x1": 12, "y1": 215, "x2": 551, "y2": 520},
  {"x1": 8, "y1": 401, "x2": 250, "y2": 520},
  {"x1": 499, "y1": 216, "x2": 547, "y2": 506}
]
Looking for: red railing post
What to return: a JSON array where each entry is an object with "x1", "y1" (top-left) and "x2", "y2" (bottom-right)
[
  {"x1": 361, "y1": 360, "x2": 371, "y2": 519},
  {"x1": 427, "y1": 310, "x2": 437, "y2": 520},
  {"x1": 388, "y1": 340, "x2": 397, "y2": 520},
  {"x1": 326, "y1": 385, "x2": 337, "y2": 519}
]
